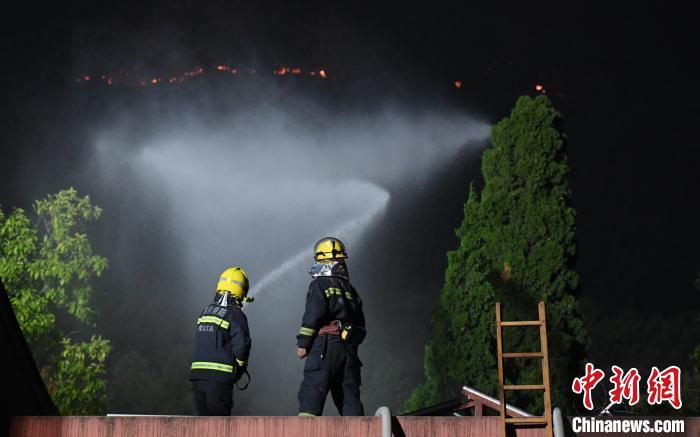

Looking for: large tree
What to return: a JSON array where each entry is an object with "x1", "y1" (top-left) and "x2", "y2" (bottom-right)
[
  {"x1": 0, "y1": 188, "x2": 111, "y2": 415},
  {"x1": 405, "y1": 95, "x2": 588, "y2": 414}
]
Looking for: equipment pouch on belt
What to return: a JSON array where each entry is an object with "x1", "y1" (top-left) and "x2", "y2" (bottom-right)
[
  {"x1": 339, "y1": 321, "x2": 353, "y2": 342},
  {"x1": 340, "y1": 321, "x2": 366, "y2": 345}
]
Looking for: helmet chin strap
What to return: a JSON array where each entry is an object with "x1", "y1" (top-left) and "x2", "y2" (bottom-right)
[{"x1": 216, "y1": 292, "x2": 254, "y2": 307}]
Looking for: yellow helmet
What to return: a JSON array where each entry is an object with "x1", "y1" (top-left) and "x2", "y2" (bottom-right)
[
  {"x1": 313, "y1": 237, "x2": 348, "y2": 261},
  {"x1": 216, "y1": 267, "x2": 251, "y2": 301}
]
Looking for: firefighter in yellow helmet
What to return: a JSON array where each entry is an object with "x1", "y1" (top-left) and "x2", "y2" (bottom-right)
[
  {"x1": 189, "y1": 267, "x2": 252, "y2": 415},
  {"x1": 296, "y1": 237, "x2": 366, "y2": 416}
]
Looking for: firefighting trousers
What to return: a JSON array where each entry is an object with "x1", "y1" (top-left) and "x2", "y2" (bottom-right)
[
  {"x1": 192, "y1": 380, "x2": 233, "y2": 416},
  {"x1": 298, "y1": 336, "x2": 364, "y2": 416}
]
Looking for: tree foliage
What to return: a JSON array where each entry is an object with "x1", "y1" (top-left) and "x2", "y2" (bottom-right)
[
  {"x1": 405, "y1": 95, "x2": 588, "y2": 414},
  {"x1": 686, "y1": 345, "x2": 700, "y2": 414},
  {"x1": 47, "y1": 336, "x2": 111, "y2": 415},
  {"x1": 0, "y1": 188, "x2": 111, "y2": 415},
  {"x1": 687, "y1": 273, "x2": 700, "y2": 414}
]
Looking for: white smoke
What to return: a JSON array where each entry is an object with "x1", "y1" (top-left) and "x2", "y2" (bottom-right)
[{"x1": 94, "y1": 99, "x2": 489, "y2": 305}]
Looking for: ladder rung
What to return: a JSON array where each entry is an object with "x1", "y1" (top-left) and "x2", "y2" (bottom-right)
[
  {"x1": 504, "y1": 384, "x2": 546, "y2": 390},
  {"x1": 505, "y1": 417, "x2": 548, "y2": 424},
  {"x1": 500, "y1": 321, "x2": 542, "y2": 326},
  {"x1": 502, "y1": 352, "x2": 543, "y2": 358}
]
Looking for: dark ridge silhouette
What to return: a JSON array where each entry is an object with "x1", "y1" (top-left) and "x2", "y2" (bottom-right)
[{"x1": 0, "y1": 279, "x2": 57, "y2": 431}]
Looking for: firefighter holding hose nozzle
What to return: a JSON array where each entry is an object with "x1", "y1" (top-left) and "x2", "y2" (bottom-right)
[
  {"x1": 296, "y1": 237, "x2": 366, "y2": 416},
  {"x1": 189, "y1": 267, "x2": 253, "y2": 415}
]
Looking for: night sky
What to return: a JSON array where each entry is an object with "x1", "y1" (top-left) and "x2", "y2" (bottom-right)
[{"x1": 1, "y1": 1, "x2": 699, "y2": 413}]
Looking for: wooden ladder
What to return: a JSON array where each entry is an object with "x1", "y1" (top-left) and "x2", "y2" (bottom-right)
[{"x1": 496, "y1": 301, "x2": 553, "y2": 437}]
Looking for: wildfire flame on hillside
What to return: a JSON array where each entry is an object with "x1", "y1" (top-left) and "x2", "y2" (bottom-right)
[
  {"x1": 75, "y1": 65, "x2": 549, "y2": 95},
  {"x1": 75, "y1": 64, "x2": 330, "y2": 87}
]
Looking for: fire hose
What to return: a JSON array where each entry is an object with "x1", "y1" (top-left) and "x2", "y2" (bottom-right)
[
  {"x1": 235, "y1": 370, "x2": 251, "y2": 391},
  {"x1": 374, "y1": 406, "x2": 391, "y2": 437}
]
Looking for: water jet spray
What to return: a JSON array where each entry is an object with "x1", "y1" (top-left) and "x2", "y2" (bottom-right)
[{"x1": 249, "y1": 183, "x2": 390, "y2": 297}]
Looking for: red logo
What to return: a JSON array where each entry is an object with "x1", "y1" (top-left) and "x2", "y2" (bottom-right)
[
  {"x1": 647, "y1": 366, "x2": 682, "y2": 409},
  {"x1": 572, "y1": 363, "x2": 605, "y2": 410},
  {"x1": 608, "y1": 365, "x2": 641, "y2": 406},
  {"x1": 572, "y1": 364, "x2": 683, "y2": 410}
]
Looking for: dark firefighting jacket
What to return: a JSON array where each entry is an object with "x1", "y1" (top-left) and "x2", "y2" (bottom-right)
[
  {"x1": 297, "y1": 276, "x2": 366, "y2": 349},
  {"x1": 190, "y1": 299, "x2": 251, "y2": 383}
]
